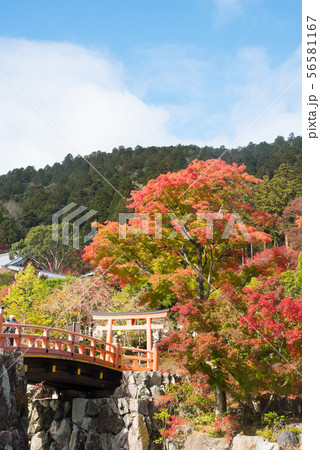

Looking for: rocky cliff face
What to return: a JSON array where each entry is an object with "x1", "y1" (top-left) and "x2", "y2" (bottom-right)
[{"x1": 0, "y1": 349, "x2": 29, "y2": 450}]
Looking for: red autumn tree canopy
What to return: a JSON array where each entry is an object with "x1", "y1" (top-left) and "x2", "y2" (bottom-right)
[{"x1": 83, "y1": 159, "x2": 272, "y2": 307}]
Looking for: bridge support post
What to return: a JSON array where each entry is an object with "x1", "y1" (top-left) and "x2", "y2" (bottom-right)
[
  {"x1": 147, "y1": 317, "x2": 152, "y2": 369},
  {"x1": 152, "y1": 345, "x2": 159, "y2": 371},
  {"x1": 112, "y1": 336, "x2": 121, "y2": 369}
]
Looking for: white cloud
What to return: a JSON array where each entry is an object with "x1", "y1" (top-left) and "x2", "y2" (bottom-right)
[
  {"x1": 129, "y1": 43, "x2": 301, "y2": 148},
  {"x1": 210, "y1": 0, "x2": 259, "y2": 22},
  {"x1": 0, "y1": 38, "x2": 176, "y2": 175},
  {"x1": 0, "y1": 37, "x2": 301, "y2": 176},
  {"x1": 204, "y1": 46, "x2": 302, "y2": 147}
]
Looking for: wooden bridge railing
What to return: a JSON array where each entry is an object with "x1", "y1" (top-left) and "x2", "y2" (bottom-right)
[{"x1": 0, "y1": 317, "x2": 162, "y2": 372}]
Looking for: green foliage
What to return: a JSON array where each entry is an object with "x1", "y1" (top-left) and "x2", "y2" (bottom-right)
[
  {"x1": 153, "y1": 408, "x2": 171, "y2": 447},
  {"x1": 256, "y1": 412, "x2": 301, "y2": 443},
  {"x1": 0, "y1": 217, "x2": 22, "y2": 246},
  {"x1": 256, "y1": 428, "x2": 275, "y2": 441},
  {"x1": 190, "y1": 412, "x2": 216, "y2": 428},
  {"x1": 9, "y1": 225, "x2": 88, "y2": 274},
  {"x1": 254, "y1": 164, "x2": 302, "y2": 216},
  {"x1": 280, "y1": 253, "x2": 302, "y2": 299},
  {"x1": 2, "y1": 264, "x2": 52, "y2": 324},
  {"x1": 262, "y1": 411, "x2": 286, "y2": 427},
  {"x1": 164, "y1": 379, "x2": 216, "y2": 431},
  {"x1": 0, "y1": 271, "x2": 14, "y2": 288},
  {"x1": 2, "y1": 264, "x2": 72, "y2": 325}
]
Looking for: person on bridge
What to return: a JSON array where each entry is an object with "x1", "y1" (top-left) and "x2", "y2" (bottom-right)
[{"x1": 3, "y1": 315, "x2": 18, "y2": 346}]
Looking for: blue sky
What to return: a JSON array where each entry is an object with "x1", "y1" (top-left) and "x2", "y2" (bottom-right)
[{"x1": 0, "y1": 0, "x2": 301, "y2": 173}]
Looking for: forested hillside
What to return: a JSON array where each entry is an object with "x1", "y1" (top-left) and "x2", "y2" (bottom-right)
[{"x1": 0, "y1": 134, "x2": 301, "y2": 248}]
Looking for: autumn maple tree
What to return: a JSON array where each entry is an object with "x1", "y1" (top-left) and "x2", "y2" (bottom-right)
[
  {"x1": 83, "y1": 159, "x2": 301, "y2": 413},
  {"x1": 84, "y1": 159, "x2": 271, "y2": 302}
]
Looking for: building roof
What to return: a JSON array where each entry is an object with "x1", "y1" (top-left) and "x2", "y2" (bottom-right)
[
  {"x1": 0, "y1": 253, "x2": 11, "y2": 268},
  {"x1": 38, "y1": 270, "x2": 66, "y2": 280},
  {"x1": 3, "y1": 255, "x2": 26, "y2": 268}
]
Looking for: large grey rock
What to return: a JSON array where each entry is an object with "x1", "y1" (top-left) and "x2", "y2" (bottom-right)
[
  {"x1": 185, "y1": 433, "x2": 229, "y2": 449},
  {"x1": 0, "y1": 431, "x2": 13, "y2": 449},
  {"x1": 84, "y1": 430, "x2": 103, "y2": 450},
  {"x1": 165, "y1": 442, "x2": 179, "y2": 450},
  {"x1": 129, "y1": 398, "x2": 150, "y2": 415},
  {"x1": 53, "y1": 407, "x2": 64, "y2": 421},
  {"x1": 29, "y1": 405, "x2": 41, "y2": 424},
  {"x1": 49, "y1": 444, "x2": 59, "y2": 450},
  {"x1": 118, "y1": 397, "x2": 130, "y2": 415},
  {"x1": 148, "y1": 372, "x2": 162, "y2": 387},
  {"x1": 127, "y1": 384, "x2": 139, "y2": 399},
  {"x1": 38, "y1": 407, "x2": 55, "y2": 431},
  {"x1": 124, "y1": 413, "x2": 135, "y2": 429},
  {"x1": 128, "y1": 414, "x2": 150, "y2": 450},
  {"x1": 232, "y1": 435, "x2": 261, "y2": 449},
  {"x1": 150, "y1": 385, "x2": 164, "y2": 397},
  {"x1": 86, "y1": 398, "x2": 108, "y2": 417},
  {"x1": 81, "y1": 416, "x2": 96, "y2": 431},
  {"x1": 122, "y1": 371, "x2": 133, "y2": 382},
  {"x1": 48, "y1": 420, "x2": 59, "y2": 441},
  {"x1": 1, "y1": 366, "x2": 11, "y2": 413},
  {"x1": 232, "y1": 435, "x2": 281, "y2": 450},
  {"x1": 137, "y1": 386, "x2": 151, "y2": 399},
  {"x1": 275, "y1": 430, "x2": 299, "y2": 447},
  {"x1": 72, "y1": 398, "x2": 88, "y2": 424},
  {"x1": 28, "y1": 407, "x2": 40, "y2": 435},
  {"x1": 134, "y1": 371, "x2": 148, "y2": 385},
  {"x1": 39, "y1": 399, "x2": 50, "y2": 408},
  {"x1": 64, "y1": 401, "x2": 72, "y2": 417},
  {"x1": 256, "y1": 437, "x2": 280, "y2": 450},
  {"x1": 96, "y1": 403, "x2": 123, "y2": 434},
  {"x1": 107, "y1": 397, "x2": 119, "y2": 414},
  {"x1": 30, "y1": 431, "x2": 51, "y2": 450},
  {"x1": 114, "y1": 384, "x2": 127, "y2": 398},
  {"x1": 49, "y1": 400, "x2": 60, "y2": 412},
  {"x1": 69, "y1": 425, "x2": 86, "y2": 450},
  {"x1": 128, "y1": 374, "x2": 136, "y2": 385},
  {"x1": 55, "y1": 418, "x2": 71, "y2": 447},
  {"x1": 101, "y1": 433, "x2": 113, "y2": 449},
  {"x1": 162, "y1": 373, "x2": 171, "y2": 385},
  {"x1": 112, "y1": 428, "x2": 129, "y2": 450}
]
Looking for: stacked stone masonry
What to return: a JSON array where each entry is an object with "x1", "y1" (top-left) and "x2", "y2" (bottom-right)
[{"x1": 28, "y1": 371, "x2": 174, "y2": 450}]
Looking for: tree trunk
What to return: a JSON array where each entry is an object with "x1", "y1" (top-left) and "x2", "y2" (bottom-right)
[
  {"x1": 285, "y1": 234, "x2": 288, "y2": 249},
  {"x1": 196, "y1": 245, "x2": 205, "y2": 300},
  {"x1": 252, "y1": 398, "x2": 262, "y2": 414},
  {"x1": 215, "y1": 387, "x2": 227, "y2": 415}
]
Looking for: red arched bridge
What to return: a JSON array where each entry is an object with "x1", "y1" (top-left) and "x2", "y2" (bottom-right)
[{"x1": 0, "y1": 309, "x2": 169, "y2": 392}]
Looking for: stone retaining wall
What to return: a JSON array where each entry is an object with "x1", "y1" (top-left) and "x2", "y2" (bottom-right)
[{"x1": 28, "y1": 371, "x2": 178, "y2": 450}]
